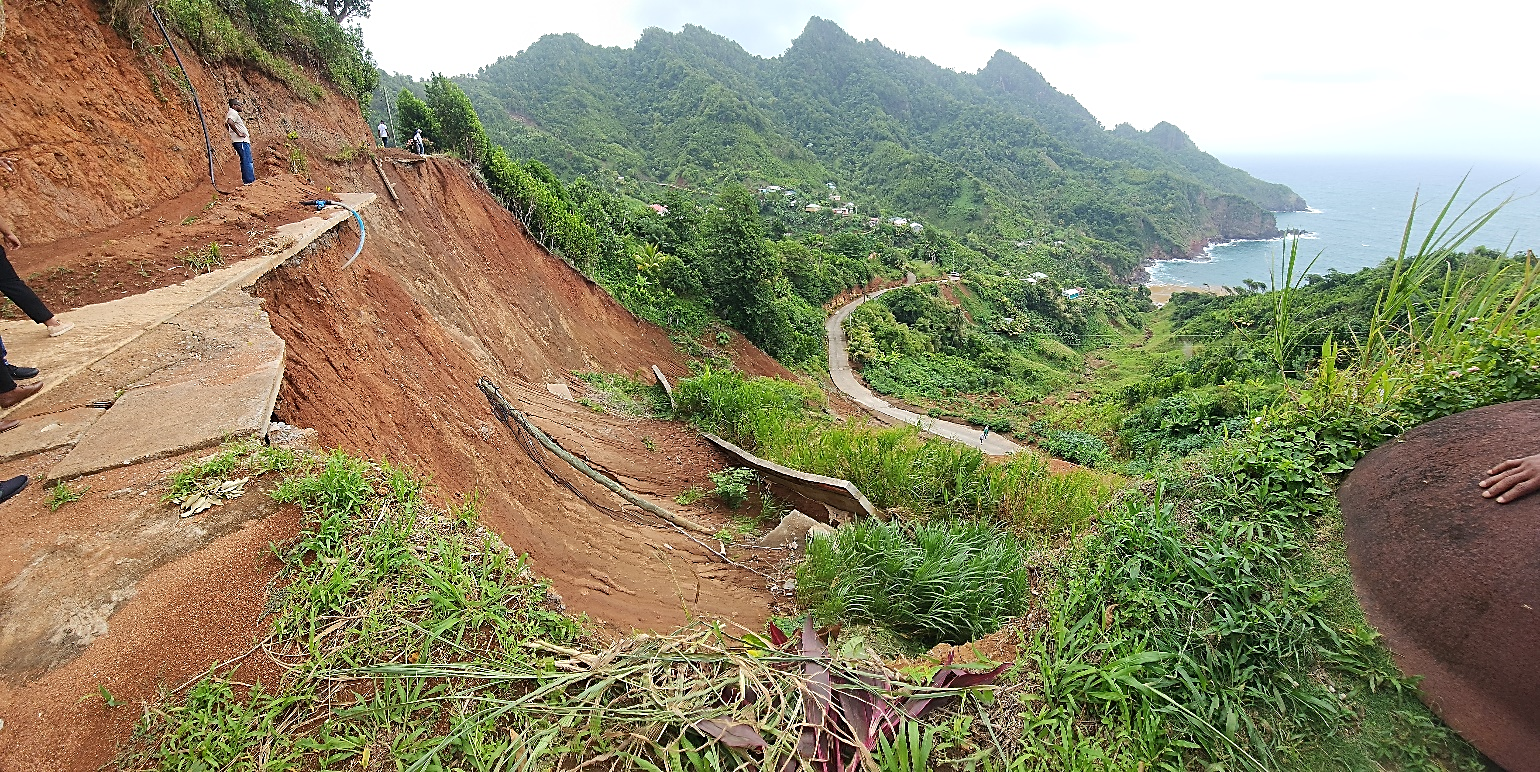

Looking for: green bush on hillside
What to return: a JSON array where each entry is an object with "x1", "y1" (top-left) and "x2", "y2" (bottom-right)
[
  {"x1": 115, "y1": 0, "x2": 378, "y2": 106},
  {"x1": 797, "y1": 520, "x2": 1029, "y2": 646}
]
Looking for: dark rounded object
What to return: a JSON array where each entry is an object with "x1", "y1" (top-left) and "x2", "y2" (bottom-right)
[{"x1": 1340, "y1": 400, "x2": 1540, "y2": 770}]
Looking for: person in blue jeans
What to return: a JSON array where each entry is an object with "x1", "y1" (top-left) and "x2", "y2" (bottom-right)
[{"x1": 226, "y1": 98, "x2": 255, "y2": 184}]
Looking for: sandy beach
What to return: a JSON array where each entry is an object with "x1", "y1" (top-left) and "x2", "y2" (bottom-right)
[{"x1": 1146, "y1": 283, "x2": 1230, "y2": 306}]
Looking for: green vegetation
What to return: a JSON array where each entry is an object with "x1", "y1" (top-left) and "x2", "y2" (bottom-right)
[
  {"x1": 44, "y1": 481, "x2": 86, "y2": 512},
  {"x1": 122, "y1": 451, "x2": 579, "y2": 770},
  {"x1": 123, "y1": 449, "x2": 997, "y2": 771},
  {"x1": 662, "y1": 189, "x2": 1529, "y2": 767},
  {"x1": 108, "y1": 0, "x2": 378, "y2": 107},
  {"x1": 673, "y1": 367, "x2": 1112, "y2": 532},
  {"x1": 369, "y1": 17, "x2": 1306, "y2": 371},
  {"x1": 573, "y1": 371, "x2": 671, "y2": 417},
  {"x1": 164, "y1": 438, "x2": 300, "y2": 501},
  {"x1": 176, "y1": 241, "x2": 224, "y2": 274},
  {"x1": 375, "y1": 19, "x2": 1301, "y2": 283},
  {"x1": 799, "y1": 520, "x2": 1029, "y2": 647},
  {"x1": 706, "y1": 467, "x2": 756, "y2": 509}
]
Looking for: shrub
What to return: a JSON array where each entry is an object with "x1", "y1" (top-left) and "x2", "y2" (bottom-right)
[
  {"x1": 1032, "y1": 423, "x2": 1109, "y2": 467},
  {"x1": 131, "y1": 0, "x2": 377, "y2": 106},
  {"x1": 797, "y1": 520, "x2": 1030, "y2": 646},
  {"x1": 707, "y1": 467, "x2": 756, "y2": 509},
  {"x1": 674, "y1": 368, "x2": 1112, "y2": 532}
]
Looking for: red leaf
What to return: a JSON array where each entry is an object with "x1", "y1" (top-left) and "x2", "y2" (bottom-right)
[
  {"x1": 694, "y1": 718, "x2": 769, "y2": 749},
  {"x1": 906, "y1": 663, "x2": 1007, "y2": 718},
  {"x1": 768, "y1": 621, "x2": 790, "y2": 648}
]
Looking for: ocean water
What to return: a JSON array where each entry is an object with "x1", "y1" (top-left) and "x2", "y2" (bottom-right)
[{"x1": 1146, "y1": 156, "x2": 1540, "y2": 289}]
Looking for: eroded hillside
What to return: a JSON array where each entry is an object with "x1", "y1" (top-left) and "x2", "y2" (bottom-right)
[{"x1": 0, "y1": 4, "x2": 790, "y2": 767}]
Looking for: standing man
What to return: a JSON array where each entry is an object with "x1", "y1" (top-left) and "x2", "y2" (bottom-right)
[
  {"x1": 411, "y1": 128, "x2": 425, "y2": 155},
  {"x1": 376, "y1": 121, "x2": 391, "y2": 148},
  {"x1": 226, "y1": 98, "x2": 255, "y2": 185}
]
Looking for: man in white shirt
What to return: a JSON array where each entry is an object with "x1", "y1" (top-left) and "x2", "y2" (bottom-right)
[
  {"x1": 226, "y1": 98, "x2": 255, "y2": 184},
  {"x1": 411, "y1": 128, "x2": 425, "y2": 155},
  {"x1": 377, "y1": 121, "x2": 390, "y2": 148}
]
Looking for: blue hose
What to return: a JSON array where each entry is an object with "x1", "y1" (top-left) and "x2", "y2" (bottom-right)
[
  {"x1": 339, "y1": 205, "x2": 366, "y2": 269},
  {"x1": 300, "y1": 199, "x2": 366, "y2": 268}
]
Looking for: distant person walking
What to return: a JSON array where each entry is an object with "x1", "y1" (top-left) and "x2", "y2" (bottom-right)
[
  {"x1": 376, "y1": 121, "x2": 391, "y2": 148},
  {"x1": 411, "y1": 128, "x2": 425, "y2": 155},
  {"x1": 226, "y1": 98, "x2": 255, "y2": 185},
  {"x1": 981, "y1": 425, "x2": 990, "y2": 445}
]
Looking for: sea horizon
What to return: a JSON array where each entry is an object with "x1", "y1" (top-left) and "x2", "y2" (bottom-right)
[{"x1": 1146, "y1": 155, "x2": 1540, "y2": 289}]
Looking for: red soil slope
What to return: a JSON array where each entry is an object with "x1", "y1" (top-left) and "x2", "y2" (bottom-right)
[
  {"x1": 257, "y1": 154, "x2": 778, "y2": 634},
  {"x1": 0, "y1": 6, "x2": 788, "y2": 768}
]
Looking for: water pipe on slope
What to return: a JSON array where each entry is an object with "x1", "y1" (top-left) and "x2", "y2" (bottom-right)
[
  {"x1": 147, "y1": 3, "x2": 222, "y2": 192},
  {"x1": 300, "y1": 199, "x2": 367, "y2": 268}
]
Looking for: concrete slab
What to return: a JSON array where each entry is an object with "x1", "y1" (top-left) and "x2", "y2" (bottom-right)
[
  {"x1": 546, "y1": 382, "x2": 574, "y2": 401},
  {"x1": 0, "y1": 407, "x2": 104, "y2": 462},
  {"x1": 702, "y1": 432, "x2": 878, "y2": 518},
  {"x1": 49, "y1": 363, "x2": 281, "y2": 480},
  {"x1": 0, "y1": 193, "x2": 373, "y2": 418}
]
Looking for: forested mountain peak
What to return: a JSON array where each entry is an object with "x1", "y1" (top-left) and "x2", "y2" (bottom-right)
[
  {"x1": 383, "y1": 16, "x2": 1306, "y2": 278},
  {"x1": 976, "y1": 50, "x2": 1099, "y2": 128}
]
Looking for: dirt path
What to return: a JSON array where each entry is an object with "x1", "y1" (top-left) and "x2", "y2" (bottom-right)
[{"x1": 825, "y1": 282, "x2": 1024, "y2": 456}]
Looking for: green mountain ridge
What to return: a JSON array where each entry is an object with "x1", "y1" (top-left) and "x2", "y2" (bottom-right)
[{"x1": 378, "y1": 17, "x2": 1305, "y2": 281}]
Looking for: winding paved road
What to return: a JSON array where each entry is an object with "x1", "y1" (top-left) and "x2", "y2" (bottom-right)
[{"x1": 825, "y1": 281, "x2": 1023, "y2": 456}]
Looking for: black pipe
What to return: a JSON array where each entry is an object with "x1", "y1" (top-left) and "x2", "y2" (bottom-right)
[{"x1": 147, "y1": 2, "x2": 218, "y2": 189}]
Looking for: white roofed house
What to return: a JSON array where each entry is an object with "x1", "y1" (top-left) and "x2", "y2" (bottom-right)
[{"x1": 805, "y1": 203, "x2": 823, "y2": 212}]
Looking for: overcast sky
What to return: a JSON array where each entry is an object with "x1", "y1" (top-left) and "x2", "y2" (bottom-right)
[{"x1": 357, "y1": 0, "x2": 1540, "y2": 163}]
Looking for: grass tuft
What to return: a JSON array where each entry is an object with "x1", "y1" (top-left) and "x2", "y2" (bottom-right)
[
  {"x1": 799, "y1": 519, "x2": 1030, "y2": 647},
  {"x1": 45, "y1": 481, "x2": 88, "y2": 511}
]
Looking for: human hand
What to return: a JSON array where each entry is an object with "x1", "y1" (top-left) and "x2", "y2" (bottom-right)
[
  {"x1": 0, "y1": 223, "x2": 18, "y2": 250},
  {"x1": 1479, "y1": 454, "x2": 1540, "y2": 503}
]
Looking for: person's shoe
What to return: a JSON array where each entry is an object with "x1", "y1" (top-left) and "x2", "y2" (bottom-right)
[
  {"x1": 0, "y1": 475, "x2": 28, "y2": 503},
  {"x1": 48, "y1": 321, "x2": 74, "y2": 337},
  {"x1": 7, "y1": 364, "x2": 38, "y2": 380},
  {"x1": 0, "y1": 420, "x2": 18, "y2": 433},
  {"x1": 0, "y1": 381, "x2": 42, "y2": 408}
]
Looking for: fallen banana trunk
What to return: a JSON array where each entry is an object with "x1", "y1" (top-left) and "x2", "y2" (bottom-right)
[{"x1": 477, "y1": 377, "x2": 712, "y2": 535}]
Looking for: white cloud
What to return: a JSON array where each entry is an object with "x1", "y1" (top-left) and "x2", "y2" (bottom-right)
[{"x1": 357, "y1": 0, "x2": 1540, "y2": 161}]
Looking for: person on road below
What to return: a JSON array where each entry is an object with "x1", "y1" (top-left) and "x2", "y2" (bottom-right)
[
  {"x1": 0, "y1": 216, "x2": 72, "y2": 340},
  {"x1": 226, "y1": 98, "x2": 255, "y2": 185},
  {"x1": 411, "y1": 128, "x2": 425, "y2": 155},
  {"x1": 981, "y1": 425, "x2": 990, "y2": 444},
  {"x1": 1479, "y1": 454, "x2": 1540, "y2": 503},
  {"x1": 377, "y1": 121, "x2": 391, "y2": 148}
]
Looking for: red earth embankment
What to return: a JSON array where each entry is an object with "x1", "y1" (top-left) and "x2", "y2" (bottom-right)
[
  {"x1": 0, "y1": 6, "x2": 789, "y2": 768},
  {"x1": 257, "y1": 154, "x2": 780, "y2": 634}
]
